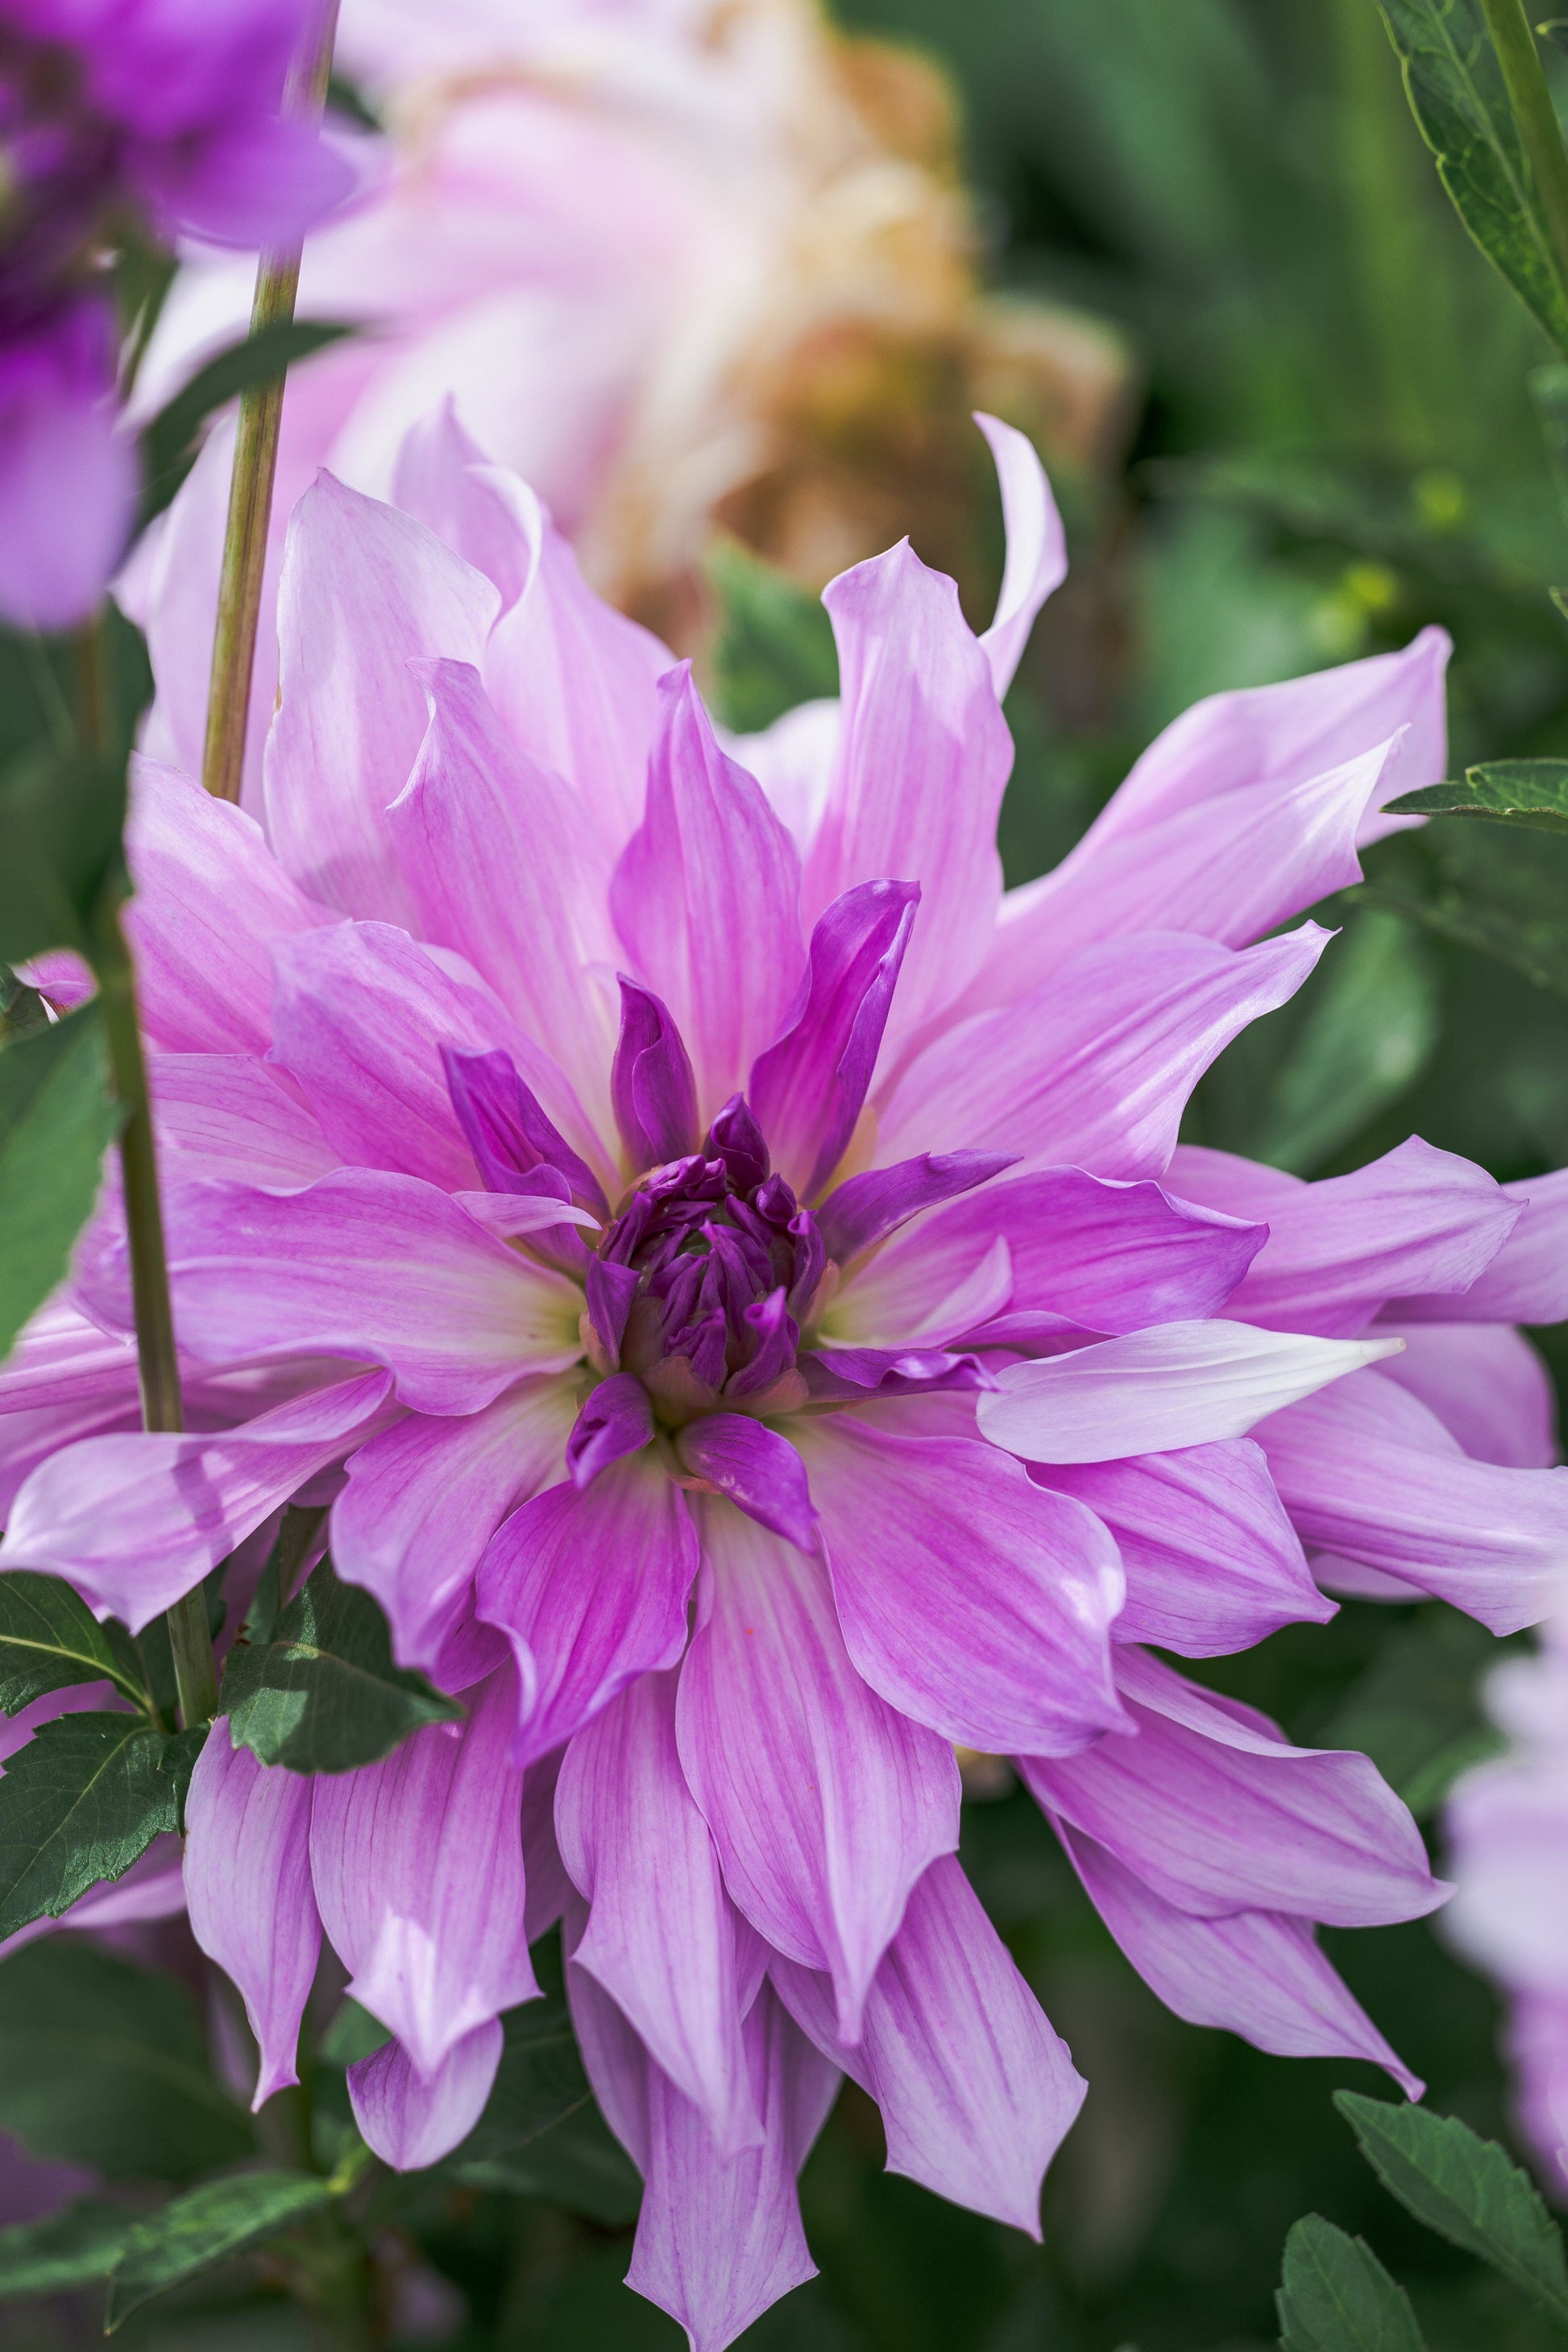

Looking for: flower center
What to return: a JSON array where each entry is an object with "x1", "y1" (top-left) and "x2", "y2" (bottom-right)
[{"x1": 596, "y1": 1097, "x2": 825, "y2": 1425}]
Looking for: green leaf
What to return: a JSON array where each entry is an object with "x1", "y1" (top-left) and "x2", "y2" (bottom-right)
[
  {"x1": 1321, "y1": 1611, "x2": 1508, "y2": 1818},
  {"x1": 1357, "y1": 819, "x2": 1568, "y2": 1000},
  {"x1": 0, "y1": 1007, "x2": 120, "y2": 1361},
  {"x1": 0, "y1": 1714, "x2": 205, "y2": 1937},
  {"x1": 105, "y1": 2168, "x2": 333, "y2": 2330},
  {"x1": 703, "y1": 539, "x2": 839, "y2": 734},
  {"x1": 0, "y1": 2199, "x2": 138, "y2": 2300},
  {"x1": 446, "y1": 1938, "x2": 641, "y2": 2224},
  {"x1": 138, "y1": 320, "x2": 355, "y2": 525},
  {"x1": 0, "y1": 745, "x2": 126, "y2": 966},
  {"x1": 1388, "y1": 758, "x2": 1568, "y2": 832},
  {"x1": 1276, "y1": 2213, "x2": 1428, "y2": 2351},
  {"x1": 1376, "y1": 0, "x2": 1568, "y2": 355},
  {"x1": 222, "y1": 1553, "x2": 462, "y2": 1774},
  {"x1": 0, "y1": 1570, "x2": 147, "y2": 1714},
  {"x1": 0, "y1": 1940, "x2": 253, "y2": 2179},
  {"x1": 1336, "y1": 2092, "x2": 1568, "y2": 2329}
]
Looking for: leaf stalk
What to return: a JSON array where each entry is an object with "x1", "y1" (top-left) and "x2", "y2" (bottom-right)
[{"x1": 1480, "y1": 0, "x2": 1568, "y2": 307}]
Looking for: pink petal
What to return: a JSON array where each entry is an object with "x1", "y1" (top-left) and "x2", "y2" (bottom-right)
[
  {"x1": 794, "y1": 1415, "x2": 1124, "y2": 1755},
  {"x1": 266, "y1": 471, "x2": 500, "y2": 923},
  {"x1": 805, "y1": 541, "x2": 1010, "y2": 1043},
  {"x1": 1023, "y1": 1648, "x2": 1444, "y2": 1927},
  {"x1": 774, "y1": 1853, "x2": 1084, "y2": 2232},
  {"x1": 878, "y1": 925, "x2": 1328, "y2": 1176},
  {"x1": 156, "y1": 1168, "x2": 584, "y2": 1415},
  {"x1": 270, "y1": 919, "x2": 602, "y2": 1193},
  {"x1": 611, "y1": 667, "x2": 805, "y2": 1123},
  {"x1": 1259, "y1": 1369, "x2": 1568, "y2": 1633},
  {"x1": 388, "y1": 657, "x2": 619, "y2": 1128},
  {"x1": 975, "y1": 413, "x2": 1067, "y2": 699},
  {"x1": 568, "y1": 1945, "x2": 838, "y2": 2352},
  {"x1": 184, "y1": 1727, "x2": 321, "y2": 2108},
  {"x1": 390, "y1": 400, "x2": 532, "y2": 606},
  {"x1": 977, "y1": 1321, "x2": 1399, "y2": 1464},
  {"x1": 481, "y1": 485, "x2": 673, "y2": 860},
  {"x1": 1033, "y1": 1440, "x2": 1331, "y2": 1656},
  {"x1": 333, "y1": 1374, "x2": 578, "y2": 1673},
  {"x1": 0, "y1": 1298, "x2": 138, "y2": 1414},
  {"x1": 1377, "y1": 1322, "x2": 1558, "y2": 1469},
  {"x1": 674, "y1": 1416, "x2": 818, "y2": 1553},
  {"x1": 835, "y1": 1168, "x2": 1262, "y2": 1346},
  {"x1": 750, "y1": 881, "x2": 917, "y2": 1199},
  {"x1": 1170, "y1": 1139, "x2": 1518, "y2": 1337},
  {"x1": 675, "y1": 1501, "x2": 959, "y2": 2040},
  {"x1": 1390, "y1": 1165, "x2": 1568, "y2": 1325},
  {"x1": 557, "y1": 1670, "x2": 764, "y2": 2157},
  {"x1": 309, "y1": 1667, "x2": 537, "y2": 2076},
  {"x1": 1057, "y1": 1822, "x2": 1421, "y2": 2098},
  {"x1": 151, "y1": 1052, "x2": 340, "y2": 1188},
  {"x1": 477, "y1": 1458, "x2": 699, "y2": 1767},
  {"x1": 0, "y1": 1369, "x2": 395, "y2": 1630},
  {"x1": 348, "y1": 2020, "x2": 503, "y2": 2171},
  {"x1": 978, "y1": 740, "x2": 1400, "y2": 1010},
  {"x1": 124, "y1": 756, "x2": 338, "y2": 1057}
]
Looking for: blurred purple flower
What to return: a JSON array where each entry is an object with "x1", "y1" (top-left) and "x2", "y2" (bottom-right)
[
  {"x1": 0, "y1": 0, "x2": 351, "y2": 626},
  {"x1": 4, "y1": 409, "x2": 1566, "y2": 2346}
]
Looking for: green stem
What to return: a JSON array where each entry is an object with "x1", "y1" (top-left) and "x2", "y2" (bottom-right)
[
  {"x1": 200, "y1": 0, "x2": 342, "y2": 805},
  {"x1": 94, "y1": 903, "x2": 219, "y2": 1730},
  {"x1": 1480, "y1": 0, "x2": 1568, "y2": 309}
]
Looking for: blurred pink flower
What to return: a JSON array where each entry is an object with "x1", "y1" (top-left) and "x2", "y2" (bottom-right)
[
  {"x1": 0, "y1": 0, "x2": 351, "y2": 626},
  {"x1": 5, "y1": 410, "x2": 1566, "y2": 2346}
]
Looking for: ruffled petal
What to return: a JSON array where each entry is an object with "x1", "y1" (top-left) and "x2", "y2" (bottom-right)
[{"x1": 347, "y1": 2021, "x2": 503, "y2": 2171}]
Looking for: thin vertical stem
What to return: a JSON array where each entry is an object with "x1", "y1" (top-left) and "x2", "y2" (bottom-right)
[
  {"x1": 200, "y1": 0, "x2": 342, "y2": 804},
  {"x1": 1480, "y1": 0, "x2": 1568, "y2": 308},
  {"x1": 94, "y1": 901, "x2": 219, "y2": 1728}
]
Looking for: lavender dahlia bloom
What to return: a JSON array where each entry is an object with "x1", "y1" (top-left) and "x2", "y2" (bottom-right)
[
  {"x1": 5, "y1": 408, "x2": 1567, "y2": 2343},
  {"x1": 0, "y1": 0, "x2": 351, "y2": 626}
]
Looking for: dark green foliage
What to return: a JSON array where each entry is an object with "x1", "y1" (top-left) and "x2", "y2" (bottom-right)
[
  {"x1": 1321, "y1": 1610, "x2": 1508, "y2": 1816},
  {"x1": 1375, "y1": 0, "x2": 1568, "y2": 355},
  {"x1": 1390, "y1": 756, "x2": 1568, "y2": 826},
  {"x1": 703, "y1": 539, "x2": 840, "y2": 733},
  {"x1": 222, "y1": 1553, "x2": 462, "y2": 1773},
  {"x1": 1335, "y1": 2094, "x2": 1568, "y2": 2329},
  {"x1": 0, "y1": 1713, "x2": 204, "y2": 1936},
  {"x1": 104, "y1": 2170, "x2": 334, "y2": 2329},
  {"x1": 0, "y1": 1008, "x2": 120, "y2": 1359},
  {"x1": 0, "y1": 1941, "x2": 252, "y2": 2179},
  {"x1": 447, "y1": 1937, "x2": 641, "y2": 2225},
  {"x1": 1276, "y1": 2214, "x2": 1429, "y2": 2351},
  {"x1": 0, "y1": 745, "x2": 126, "y2": 965},
  {"x1": 0, "y1": 2201, "x2": 138, "y2": 2301},
  {"x1": 0, "y1": 1569, "x2": 147, "y2": 1715}
]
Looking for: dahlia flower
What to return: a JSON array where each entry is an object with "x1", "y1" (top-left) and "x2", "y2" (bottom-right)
[
  {"x1": 122, "y1": 0, "x2": 1126, "y2": 789},
  {"x1": 0, "y1": 0, "x2": 351, "y2": 626},
  {"x1": 1446, "y1": 1613, "x2": 1568, "y2": 2194},
  {"x1": 5, "y1": 406, "x2": 1567, "y2": 2348}
]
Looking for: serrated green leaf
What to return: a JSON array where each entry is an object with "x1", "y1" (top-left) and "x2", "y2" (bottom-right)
[
  {"x1": 222, "y1": 1553, "x2": 461, "y2": 1774},
  {"x1": 138, "y1": 320, "x2": 355, "y2": 526},
  {"x1": 0, "y1": 2199, "x2": 137, "y2": 2300},
  {"x1": 1388, "y1": 758, "x2": 1568, "y2": 832},
  {"x1": 0, "y1": 1941, "x2": 252, "y2": 2179},
  {"x1": 1336, "y1": 2093, "x2": 1568, "y2": 2329},
  {"x1": 0, "y1": 1571, "x2": 147, "y2": 1713},
  {"x1": 1276, "y1": 2213, "x2": 1428, "y2": 2351},
  {"x1": 1321, "y1": 1611, "x2": 1508, "y2": 1818},
  {"x1": 0, "y1": 1714, "x2": 205, "y2": 1937},
  {"x1": 703, "y1": 538, "x2": 839, "y2": 734},
  {"x1": 105, "y1": 2168, "x2": 332, "y2": 2329},
  {"x1": 1376, "y1": 0, "x2": 1568, "y2": 355},
  {"x1": 0, "y1": 746, "x2": 126, "y2": 966},
  {"x1": 0, "y1": 1007, "x2": 120, "y2": 1360}
]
